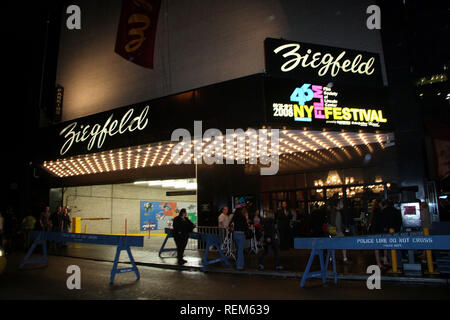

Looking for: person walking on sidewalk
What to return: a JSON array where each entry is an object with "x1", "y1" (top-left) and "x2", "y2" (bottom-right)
[
  {"x1": 257, "y1": 210, "x2": 284, "y2": 271},
  {"x1": 328, "y1": 200, "x2": 351, "y2": 264},
  {"x1": 230, "y1": 208, "x2": 249, "y2": 270},
  {"x1": 173, "y1": 208, "x2": 195, "y2": 265}
]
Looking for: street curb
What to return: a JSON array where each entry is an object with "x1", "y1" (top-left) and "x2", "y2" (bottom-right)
[{"x1": 51, "y1": 253, "x2": 450, "y2": 286}]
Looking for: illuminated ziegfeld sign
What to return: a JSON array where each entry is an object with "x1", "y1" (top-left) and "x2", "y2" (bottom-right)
[
  {"x1": 266, "y1": 78, "x2": 390, "y2": 131},
  {"x1": 59, "y1": 105, "x2": 150, "y2": 156},
  {"x1": 265, "y1": 38, "x2": 383, "y2": 87}
]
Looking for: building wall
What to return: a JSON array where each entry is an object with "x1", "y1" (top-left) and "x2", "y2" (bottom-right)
[
  {"x1": 61, "y1": 184, "x2": 196, "y2": 234},
  {"x1": 56, "y1": 0, "x2": 386, "y2": 121}
]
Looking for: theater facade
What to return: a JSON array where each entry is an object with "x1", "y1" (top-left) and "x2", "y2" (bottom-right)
[{"x1": 33, "y1": 36, "x2": 411, "y2": 234}]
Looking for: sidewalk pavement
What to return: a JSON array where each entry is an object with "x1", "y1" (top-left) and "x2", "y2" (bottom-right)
[{"x1": 31, "y1": 234, "x2": 450, "y2": 285}]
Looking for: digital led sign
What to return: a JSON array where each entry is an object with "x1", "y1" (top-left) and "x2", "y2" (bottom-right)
[{"x1": 265, "y1": 77, "x2": 390, "y2": 131}]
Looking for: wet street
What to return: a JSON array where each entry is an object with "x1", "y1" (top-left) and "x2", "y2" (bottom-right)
[{"x1": 1, "y1": 253, "x2": 449, "y2": 300}]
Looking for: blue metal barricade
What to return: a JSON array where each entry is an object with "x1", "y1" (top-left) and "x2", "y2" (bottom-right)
[
  {"x1": 20, "y1": 231, "x2": 144, "y2": 284},
  {"x1": 295, "y1": 234, "x2": 450, "y2": 287}
]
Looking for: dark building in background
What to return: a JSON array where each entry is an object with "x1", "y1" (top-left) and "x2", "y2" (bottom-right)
[
  {"x1": 1, "y1": 1, "x2": 63, "y2": 221},
  {"x1": 379, "y1": 0, "x2": 450, "y2": 220}
]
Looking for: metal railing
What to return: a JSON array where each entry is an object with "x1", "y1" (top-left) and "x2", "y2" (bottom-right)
[
  {"x1": 196, "y1": 226, "x2": 227, "y2": 250},
  {"x1": 161, "y1": 226, "x2": 264, "y2": 259}
]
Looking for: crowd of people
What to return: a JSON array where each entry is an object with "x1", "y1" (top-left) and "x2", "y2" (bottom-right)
[
  {"x1": 0, "y1": 205, "x2": 71, "y2": 254},
  {"x1": 216, "y1": 201, "x2": 296, "y2": 270},
  {"x1": 214, "y1": 197, "x2": 438, "y2": 271}
]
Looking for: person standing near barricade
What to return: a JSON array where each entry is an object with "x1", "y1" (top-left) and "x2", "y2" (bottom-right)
[
  {"x1": 328, "y1": 200, "x2": 351, "y2": 264},
  {"x1": 383, "y1": 199, "x2": 403, "y2": 268},
  {"x1": 39, "y1": 206, "x2": 51, "y2": 232},
  {"x1": 62, "y1": 207, "x2": 71, "y2": 233},
  {"x1": 21, "y1": 209, "x2": 36, "y2": 250},
  {"x1": 342, "y1": 199, "x2": 357, "y2": 236},
  {"x1": 218, "y1": 206, "x2": 232, "y2": 229},
  {"x1": 369, "y1": 199, "x2": 389, "y2": 269},
  {"x1": 50, "y1": 206, "x2": 63, "y2": 232},
  {"x1": 49, "y1": 206, "x2": 63, "y2": 251},
  {"x1": 276, "y1": 201, "x2": 293, "y2": 250},
  {"x1": 257, "y1": 210, "x2": 284, "y2": 271},
  {"x1": 384, "y1": 200, "x2": 402, "y2": 233},
  {"x1": 230, "y1": 208, "x2": 249, "y2": 270},
  {"x1": 253, "y1": 209, "x2": 263, "y2": 243},
  {"x1": 242, "y1": 207, "x2": 251, "y2": 226},
  {"x1": 173, "y1": 208, "x2": 195, "y2": 265},
  {"x1": 61, "y1": 207, "x2": 71, "y2": 248}
]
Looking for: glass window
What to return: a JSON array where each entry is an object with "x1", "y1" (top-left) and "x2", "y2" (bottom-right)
[
  {"x1": 342, "y1": 168, "x2": 365, "y2": 185},
  {"x1": 295, "y1": 202, "x2": 307, "y2": 218},
  {"x1": 308, "y1": 201, "x2": 325, "y2": 215},
  {"x1": 295, "y1": 173, "x2": 307, "y2": 188},
  {"x1": 261, "y1": 192, "x2": 271, "y2": 211},
  {"x1": 309, "y1": 188, "x2": 324, "y2": 200},
  {"x1": 366, "y1": 184, "x2": 385, "y2": 195},
  {"x1": 346, "y1": 186, "x2": 365, "y2": 199},
  {"x1": 296, "y1": 190, "x2": 305, "y2": 201},
  {"x1": 326, "y1": 187, "x2": 343, "y2": 200},
  {"x1": 307, "y1": 171, "x2": 328, "y2": 188}
]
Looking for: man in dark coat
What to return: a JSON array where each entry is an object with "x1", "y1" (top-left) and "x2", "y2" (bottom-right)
[
  {"x1": 50, "y1": 206, "x2": 63, "y2": 232},
  {"x1": 276, "y1": 201, "x2": 293, "y2": 250},
  {"x1": 173, "y1": 208, "x2": 195, "y2": 264},
  {"x1": 257, "y1": 210, "x2": 284, "y2": 271}
]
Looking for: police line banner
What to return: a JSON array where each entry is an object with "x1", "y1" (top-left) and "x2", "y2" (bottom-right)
[
  {"x1": 30, "y1": 231, "x2": 144, "y2": 247},
  {"x1": 294, "y1": 235, "x2": 450, "y2": 250}
]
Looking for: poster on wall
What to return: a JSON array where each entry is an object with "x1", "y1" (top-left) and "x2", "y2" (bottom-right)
[
  {"x1": 233, "y1": 195, "x2": 257, "y2": 212},
  {"x1": 176, "y1": 202, "x2": 198, "y2": 224},
  {"x1": 157, "y1": 201, "x2": 177, "y2": 230},
  {"x1": 140, "y1": 200, "x2": 197, "y2": 230},
  {"x1": 140, "y1": 201, "x2": 163, "y2": 231}
]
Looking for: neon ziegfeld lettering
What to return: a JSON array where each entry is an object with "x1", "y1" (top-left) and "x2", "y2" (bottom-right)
[
  {"x1": 272, "y1": 84, "x2": 387, "y2": 128},
  {"x1": 59, "y1": 105, "x2": 150, "y2": 155},
  {"x1": 273, "y1": 43, "x2": 375, "y2": 78}
]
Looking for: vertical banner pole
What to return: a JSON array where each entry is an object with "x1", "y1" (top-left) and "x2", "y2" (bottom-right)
[
  {"x1": 388, "y1": 228, "x2": 401, "y2": 274},
  {"x1": 148, "y1": 219, "x2": 151, "y2": 239},
  {"x1": 423, "y1": 227, "x2": 438, "y2": 274}
]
